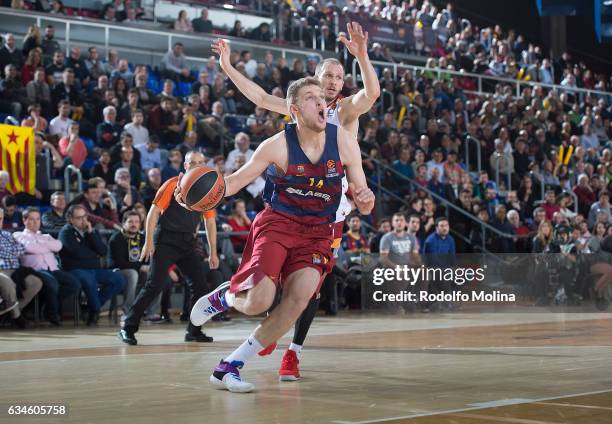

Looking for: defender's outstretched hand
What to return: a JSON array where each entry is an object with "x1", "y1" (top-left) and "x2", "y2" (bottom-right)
[
  {"x1": 338, "y1": 22, "x2": 369, "y2": 59},
  {"x1": 211, "y1": 38, "x2": 232, "y2": 71}
]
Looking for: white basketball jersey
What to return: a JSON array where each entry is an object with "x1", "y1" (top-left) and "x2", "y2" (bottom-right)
[
  {"x1": 327, "y1": 101, "x2": 352, "y2": 223},
  {"x1": 327, "y1": 103, "x2": 342, "y2": 127}
]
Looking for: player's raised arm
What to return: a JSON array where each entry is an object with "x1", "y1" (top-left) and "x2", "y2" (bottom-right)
[
  {"x1": 338, "y1": 22, "x2": 381, "y2": 124},
  {"x1": 212, "y1": 39, "x2": 288, "y2": 115},
  {"x1": 337, "y1": 126, "x2": 375, "y2": 215},
  {"x1": 224, "y1": 132, "x2": 284, "y2": 196}
]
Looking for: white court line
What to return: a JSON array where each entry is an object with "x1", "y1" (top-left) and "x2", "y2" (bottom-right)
[
  {"x1": 563, "y1": 364, "x2": 610, "y2": 371},
  {"x1": 331, "y1": 388, "x2": 612, "y2": 424},
  {"x1": 446, "y1": 412, "x2": 555, "y2": 424},
  {"x1": 468, "y1": 399, "x2": 533, "y2": 408},
  {"x1": 0, "y1": 350, "x2": 225, "y2": 364},
  {"x1": 2, "y1": 344, "x2": 612, "y2": 363},
  {"x1": 534, "y1": 401, "x2": 612, "y2": 411}
]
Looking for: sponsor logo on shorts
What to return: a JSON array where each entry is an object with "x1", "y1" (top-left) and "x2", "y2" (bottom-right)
[
  {"x1": 312, "y1": 253, "x2": 329, "y2": 265},
  {"x1": 286, "y1": 187, "x2": 331, "y2": 202}
]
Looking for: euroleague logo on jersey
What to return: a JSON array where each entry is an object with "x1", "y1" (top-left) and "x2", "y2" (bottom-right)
[{"x1": 326, "y1": 160, "x2": 339, "y2": 178}]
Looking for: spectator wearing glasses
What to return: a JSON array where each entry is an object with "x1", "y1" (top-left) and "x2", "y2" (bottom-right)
[{"x1": 58, "y1": 204, "x2": 126, "y2": 326}]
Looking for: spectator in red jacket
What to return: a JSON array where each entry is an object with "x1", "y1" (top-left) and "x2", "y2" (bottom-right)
[
  {"x1": 542, "y1": 190, "x2": 560, "y2": 220},
  {"x1": 226, "y1": 199, "x2": 251, "y2": 253}
]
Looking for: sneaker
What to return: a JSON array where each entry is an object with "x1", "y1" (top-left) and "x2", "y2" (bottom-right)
[
  {"x1": 118, "y1": 329, "x2": 138, "y2": 345},
  {"x1": 184, "y1": 330, "x2": 213, "y2": 343},
  {"x1": 278, "y1": 349, "x2": 300, "y2": 381},
  {"x1": 210, "y1": 360, "x2": 255, "y2": 393},
  {"x1": 191, "y1": 281, "x2": 231, "y2": 326},
  {"x1": 258, "y1": 341, "x2": 277, "y2": 356}
]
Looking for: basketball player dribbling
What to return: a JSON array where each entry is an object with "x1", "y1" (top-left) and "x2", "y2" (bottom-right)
[
  {"x1": 183, "y1": 77, "x2": 375, "y2": 392},
  {"x1": 210, "y1": 22, "x2": 380, "y2": 380}
]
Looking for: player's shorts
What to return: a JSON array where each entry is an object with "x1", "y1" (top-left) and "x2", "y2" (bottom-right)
[
  {"x1": 311, "y1": 220, "x2": 346, "y2": 298},
  {"x1": 229, "y1": 205, "x2": 334, "y2": 294}
]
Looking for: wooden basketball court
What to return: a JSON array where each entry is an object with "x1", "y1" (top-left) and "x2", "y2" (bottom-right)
[{"x1": 2, "y1": 310, "x2": 612, "y2": 423}]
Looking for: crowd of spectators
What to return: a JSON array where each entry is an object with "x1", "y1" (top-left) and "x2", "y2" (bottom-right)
[
  {"x1": 6, "y1": 0, "x2": 612, "y2": 94},
  {"x1": 1, "y1": 0, "x2": 612, "y2": 325},
  {"x1": 279, "y1": 0, "x2": 612, "y2": 94}
]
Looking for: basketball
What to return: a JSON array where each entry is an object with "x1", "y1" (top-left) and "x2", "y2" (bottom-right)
[{"x1": 179, "y1": 165, "x2": 226, "y2": 212}]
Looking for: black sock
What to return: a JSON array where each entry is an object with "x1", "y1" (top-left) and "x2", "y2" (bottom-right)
[{"x1": 293, "y1": 297, "x2": 320, "y2": 346}]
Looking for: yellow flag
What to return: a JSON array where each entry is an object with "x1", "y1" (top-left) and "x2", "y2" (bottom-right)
[
  {"x1": 397, "y1": 106, "x2": 407, "y2": 129},
  {"x1": 564, "y1": 145, "x2": 574, "y2": 166},
  {"x1": 186, "y1": 114, "x2": 193, "y2": 133},
  {"x1": 0, "y1": 124, "x2": 36, "y2": 194}
]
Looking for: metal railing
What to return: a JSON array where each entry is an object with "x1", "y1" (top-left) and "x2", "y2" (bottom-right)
[
  {"x1": 567, "y1": 189, "x2": 579, "y2": 215},
  {"x1": 378, "y1": 88, "x2": 395, "y2": 116},
  {"x1": 464, "y1": 135, "x2": 482, "y2": 174},
  {"x1": 529, "y1": 172, "x2": 577, "y2": 214},
  {"x1": 63, "y1": 164, "x2": 82, "y2": 199},
  {"x1": 364, "y1": 166, "x2": 506, "y2": 263},
  {"x1": 352, "y1": 60, "x2": 612, "y2": 100},
  {"x1": 0, "y1": 9, "x2": 323, "y2": 67},
  {"x1": 362, "y1": 152, "x2": 531, "y2": 254},
  {"x1": 493, "y1": 153, "x2": 512, "y2": 192}
]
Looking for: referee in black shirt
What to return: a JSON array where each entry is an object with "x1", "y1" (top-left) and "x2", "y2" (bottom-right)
[{"x1": 119, "y1": 151, "x2": 219, "y2": 345}]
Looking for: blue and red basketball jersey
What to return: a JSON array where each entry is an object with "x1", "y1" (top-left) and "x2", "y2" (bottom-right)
[{"x1": 264, "y1": 123, "x2": 344, "y2": 225}]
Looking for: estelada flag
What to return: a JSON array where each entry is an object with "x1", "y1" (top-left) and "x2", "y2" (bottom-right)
[{"x1": 0, "y1": 124, "x2": 35, "y2": 195}]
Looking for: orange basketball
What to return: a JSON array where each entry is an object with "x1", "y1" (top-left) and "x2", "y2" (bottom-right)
[{"x1": 179, "y1": 165, "x2": 226, "y2": 212}]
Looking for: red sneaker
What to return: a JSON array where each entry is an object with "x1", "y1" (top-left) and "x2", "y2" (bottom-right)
[
  {"x1": 258, "y1": 341, "x2": 277, "y2": 356},
  {"x1": 278, "y1": 349, "x2": 300, "y2": 381}
]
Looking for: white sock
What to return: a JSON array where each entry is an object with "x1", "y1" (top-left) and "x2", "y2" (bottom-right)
[
  {"x1": 224, "y1": 333, "x2": 263, "y2": 366},
  {"x1": 223, "y1": 291, "x2": 235, "y2": 308},
  {"x1": 289, "y1": 343, "x2": 302, "y2": 354}
]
